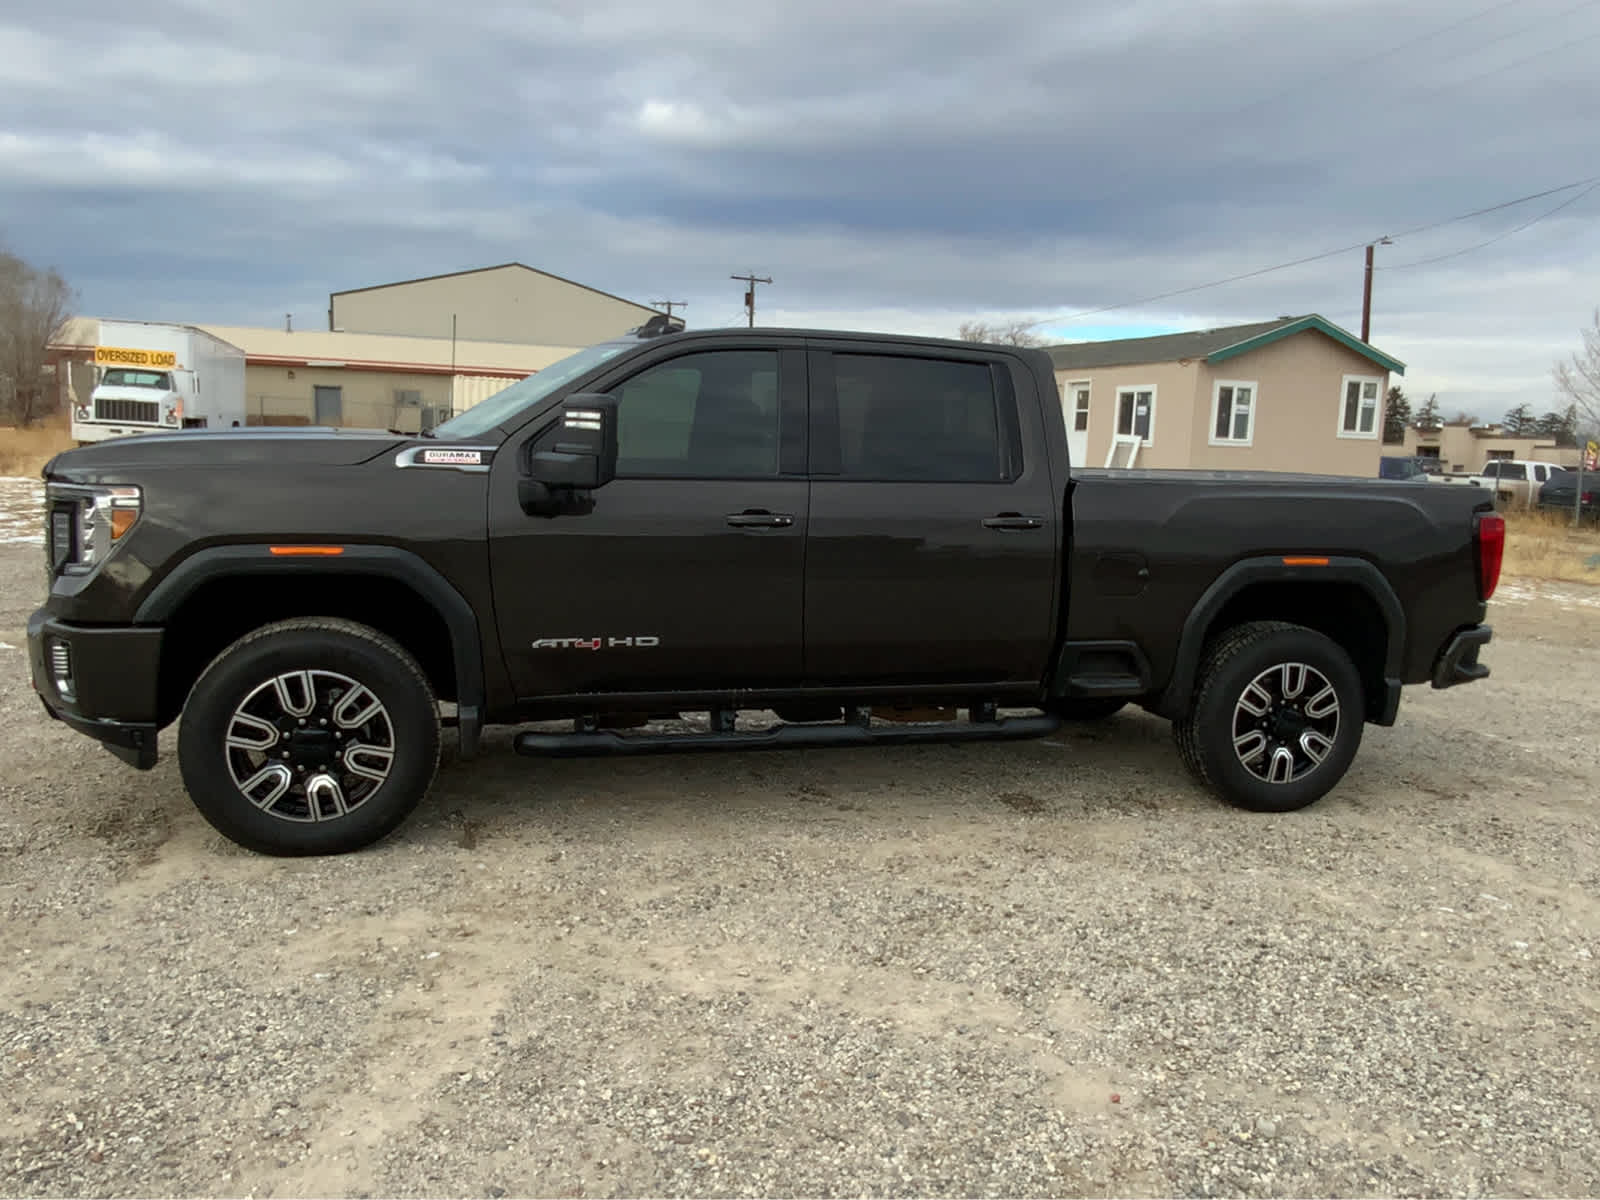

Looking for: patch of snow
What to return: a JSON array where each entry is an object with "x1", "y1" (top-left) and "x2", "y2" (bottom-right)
[
  {"x1": 0, "y1": 477, "x2": 45, "y2": 546},
  {"x1": 1493, "y1": 579, "x2": 1600, "y2": 610}
]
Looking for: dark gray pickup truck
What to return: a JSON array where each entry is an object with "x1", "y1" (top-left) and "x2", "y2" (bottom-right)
[{"x1": 28, "y1": 318, "x2": 1502, "y2": 855}]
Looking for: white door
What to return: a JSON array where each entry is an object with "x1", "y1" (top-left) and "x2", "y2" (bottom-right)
[{"x1": 1063, "y1": 381, "x2": 1090, "y2": 467}]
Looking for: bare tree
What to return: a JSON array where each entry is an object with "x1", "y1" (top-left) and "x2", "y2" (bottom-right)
[
  {"x1": 0, "y1": 244, "x2": 76, "y2": 425},
  {"x1": 957, "y1": 318, "x2": 1045, "y2": 347},
  {"x1": 1554, "y1": 307, "x2": 1600, "y2": 435}
]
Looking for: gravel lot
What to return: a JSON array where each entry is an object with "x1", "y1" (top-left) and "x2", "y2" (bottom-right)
[{"x1": 1, "y1": 495, "x2": 1597, "y2": 1197}]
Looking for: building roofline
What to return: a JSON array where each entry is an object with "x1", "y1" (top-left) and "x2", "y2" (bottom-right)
[
  {"x1": 1204, "y1": 313, "x2": 1406, "y2": 374},
  {"x1": 327, "y1": 261, "x2": 662, "y2": 316}
]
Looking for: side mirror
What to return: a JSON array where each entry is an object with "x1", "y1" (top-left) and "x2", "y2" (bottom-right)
[{"x1": 530, "y1": 394, "x2": 618, "y2": 490}]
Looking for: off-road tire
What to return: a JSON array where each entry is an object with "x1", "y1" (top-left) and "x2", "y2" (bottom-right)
[
  {"x1": 178, "y1": 618, "x2": 440, "y2": 855},
  {"x1": 1174, "y1": 620, "x2": 1364, "y2": 813}
]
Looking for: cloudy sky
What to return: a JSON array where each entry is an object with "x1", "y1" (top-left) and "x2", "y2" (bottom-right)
[{"x1": 4, "y1": 0, "x2": 1598, "y2": 420}]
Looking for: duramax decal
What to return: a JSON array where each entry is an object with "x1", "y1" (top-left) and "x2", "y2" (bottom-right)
[
  {"x1": 419, "y1": 448, "x2": 486, "y2": 466},
  {"x1": 532, "y1": 636, "x2": 661, "y2": 651}
]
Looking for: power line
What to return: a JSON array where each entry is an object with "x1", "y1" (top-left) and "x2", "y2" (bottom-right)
[
  {"x1": 1027, "y1": 174, "x2": 1600, "y2": 328},
  {"x1": 1405, "y1": 19, "x2": 1600, "y2": 100},
  {"x1": 1205, "y1": 0, "x2": 1530, "y2": 126},
  {"x1": 1380, "y1": 181, "x2": 1600, "y2": 270},
  {"x1": 1065, "y1": 0, "x2": 1545, "y2": 214},
  {"x1": 1386, "y1": 174, "x2": 1600, "y2": 240}
]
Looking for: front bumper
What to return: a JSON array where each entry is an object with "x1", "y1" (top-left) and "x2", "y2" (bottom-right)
[
  {"x1": 27, "y1": 610, "x2": 164, "y2": 770},
  {"x1": 1431, "y1": 624, "x2": 1492, "y2": 690}
]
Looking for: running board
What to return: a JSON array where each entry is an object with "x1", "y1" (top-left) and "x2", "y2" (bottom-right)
[{"x1": 513, "y1": 711, "x2": 1062, "y2": 758}]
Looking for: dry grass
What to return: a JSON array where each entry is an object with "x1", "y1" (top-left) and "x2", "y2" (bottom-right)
[
  {"x1": 0, "y1": 420, "x2": 75, "y2": 478},
  {"x1": 1501, "y1": 508, "x2": 1600, "y2": 584}
]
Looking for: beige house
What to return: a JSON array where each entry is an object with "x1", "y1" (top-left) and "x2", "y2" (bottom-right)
[
  {"x1": 329, "y1": 262, "x2": 661, "y2": 346},
  {"x1": 1396, "y1": 421, "x2": 1580, "y2": 474},
  {"x1": 1047, "y1": 314, "x2": 1406, "y2": 476}
]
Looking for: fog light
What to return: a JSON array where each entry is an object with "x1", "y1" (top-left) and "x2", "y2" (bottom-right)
[{"x1": 49, "y1": 639, "x2": 74, "y2": 702}]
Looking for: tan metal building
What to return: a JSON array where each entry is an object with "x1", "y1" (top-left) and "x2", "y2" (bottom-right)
[
  {"x1": 196, "y1": 323, "x2": 580, "y2": 431},
  {"x1": 328, "y1": 262, "x2": 661, "y2": 346},
  {"x1": 1048, "y1": 314, "x2": 1406, "y2": 476},
  {"x1": 49, "y1": 316, "x2": 581, "y2": 432},
  {"x1": 1395, "y1": 421, "x2": 1580, "y2": 474}
]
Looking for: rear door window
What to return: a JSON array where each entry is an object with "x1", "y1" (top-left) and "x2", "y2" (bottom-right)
[{"x1": 828, "y1": 353, "x2": 1017, "y2": 482}]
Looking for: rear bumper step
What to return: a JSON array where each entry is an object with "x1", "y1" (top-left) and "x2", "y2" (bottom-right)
[
  {"x1": 514, "y1": 712, "x2": 1063, "y2": 758},
  {"x1": 1432, "y1": 625, "x2": 1492, "y2": 689}
]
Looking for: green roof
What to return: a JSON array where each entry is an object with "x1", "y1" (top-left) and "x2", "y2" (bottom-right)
[{"x1": 1047, "y1": 313, "x2": 1405, "y2": 376}]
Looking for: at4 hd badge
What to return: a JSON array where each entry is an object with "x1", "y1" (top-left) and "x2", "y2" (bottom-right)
[{"x1": 532, "y1": 635, "x2": 661, "y2": 651}]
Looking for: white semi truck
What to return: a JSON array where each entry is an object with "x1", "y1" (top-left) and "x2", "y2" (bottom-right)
[{"x1": 72, "y1": 320, "x2": 246, "y2": 444}]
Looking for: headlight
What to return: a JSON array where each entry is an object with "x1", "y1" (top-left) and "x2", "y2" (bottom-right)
[
  {"x1": 45, "y1": 483, "x2": 142, "y2": 575},
  {"x1": 163, "y1": 405, "x2": 178, "y2": 425},
  {"x1": 74, "y1": 404, "x2": 90, "y2": 422}
]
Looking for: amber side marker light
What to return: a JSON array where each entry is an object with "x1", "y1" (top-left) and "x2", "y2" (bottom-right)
[
  {"x1": 109, "y1": 509, "x2": 139, "y2": 539},
  {"x1": 1282, "y1": 556, "x2": 1330, "y2": 566},
  {"x1": 269, "y1": 545, "x2": 345, "y2": 557}
]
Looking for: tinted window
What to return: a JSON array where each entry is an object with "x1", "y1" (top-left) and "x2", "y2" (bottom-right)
[
  {"x1": 834, "y1": 354, "x2": 1010, "y2": 481},
  {"x1": 607, "y1": 350, "x2": 780, "y2": 478},
  {"x1": 1494, "y1": 463, "x2": 1527, "y2": 480}
]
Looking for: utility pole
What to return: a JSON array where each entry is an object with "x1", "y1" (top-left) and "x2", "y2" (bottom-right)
[
  {"x1": 730, "y1": 273, "x2": 772, "y2": 328},
  {"x1": 651, "y1": 300, "x2": 687, "y2": 318},
  {"x1": 1361, "y1": 237, "x2": 1392, "y2": 342}
]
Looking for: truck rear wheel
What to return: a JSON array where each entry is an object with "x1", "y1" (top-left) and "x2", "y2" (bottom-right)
[
  {"x1": 178, "y1": 618, "x2": 440, "y2": 855},
  {"x1": 1175, "y1": 621, "x2": 1363, "y2": 813}
]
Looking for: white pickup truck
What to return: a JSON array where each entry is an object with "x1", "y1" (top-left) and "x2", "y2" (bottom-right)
[{"x1": 1437, "y1": 459, "x2": 1568, "y2": 509}]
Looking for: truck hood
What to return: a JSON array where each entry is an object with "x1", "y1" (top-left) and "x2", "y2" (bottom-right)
[{"x1": 45, "y1": 426, "x2": 411, "y2": 478}]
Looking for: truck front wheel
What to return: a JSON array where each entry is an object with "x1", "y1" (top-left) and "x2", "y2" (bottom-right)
[
  {"x1": 1175, "y1": 621, "x2": 1364, "y2": 813},
  {"x1": 178, "y1": 618, "x2": 440, "y2": 855}
]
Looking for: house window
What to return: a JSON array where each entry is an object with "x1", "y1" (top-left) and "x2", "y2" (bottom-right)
[
  {"x1": 1115, "y1": 387, "x2": 1155, "y2": 444},
  {"x1": 1339, "y1": 375, "x2": 1382, "y2": 438},
  {"x1": 1067, "y1": 382, "x2": 1090, "y2": 432},
  {"x1": 1210, "y1": 380, "x2": 1256, "y2": 446}
]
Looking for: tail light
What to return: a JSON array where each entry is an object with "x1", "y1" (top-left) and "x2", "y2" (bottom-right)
[{"x1": 1474, "y1": 511, "x2": 1505, "y2": 601}]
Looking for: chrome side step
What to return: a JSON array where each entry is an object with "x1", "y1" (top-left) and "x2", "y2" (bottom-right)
[{"x1": 512, "y1": 706, "x2": 1061, "y2": 759}]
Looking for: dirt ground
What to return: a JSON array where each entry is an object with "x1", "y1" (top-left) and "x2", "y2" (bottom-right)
[{"x1": 0, "y1": 511, "x2": 1597, "y2": 1197}]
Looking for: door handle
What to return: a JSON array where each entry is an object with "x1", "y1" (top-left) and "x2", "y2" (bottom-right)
[
  {"x1": 982, "y1": 514, "x2": 1045, "y2": 530},
  {"x1": 726, "y1": 510, "x2": 795, "y2": 528}
]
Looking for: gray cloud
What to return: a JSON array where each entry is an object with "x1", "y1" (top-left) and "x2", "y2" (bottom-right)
[{"x1": 3, "y1": 0, "x2": 1598, "y2": 419}]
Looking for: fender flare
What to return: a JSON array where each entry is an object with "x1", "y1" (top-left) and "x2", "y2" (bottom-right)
[
  {"x1": 1156, "y1": 556, "x2": 1406, "y2": 725},
  {"x1": 135, "y1": 544, "x2": 485, "y2": 758}
]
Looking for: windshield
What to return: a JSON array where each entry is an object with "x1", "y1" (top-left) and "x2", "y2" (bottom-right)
[
  {"x1": 429, "y1": 342, "x2": 634, "y2": 439},
  {"x1": 100, "y1": 369, "x2": 172, "y2": 389}
]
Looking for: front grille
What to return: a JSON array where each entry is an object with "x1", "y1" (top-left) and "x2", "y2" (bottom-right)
[{"x1": 94, "y1": 398, "x2": 160, "y2": 424}]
